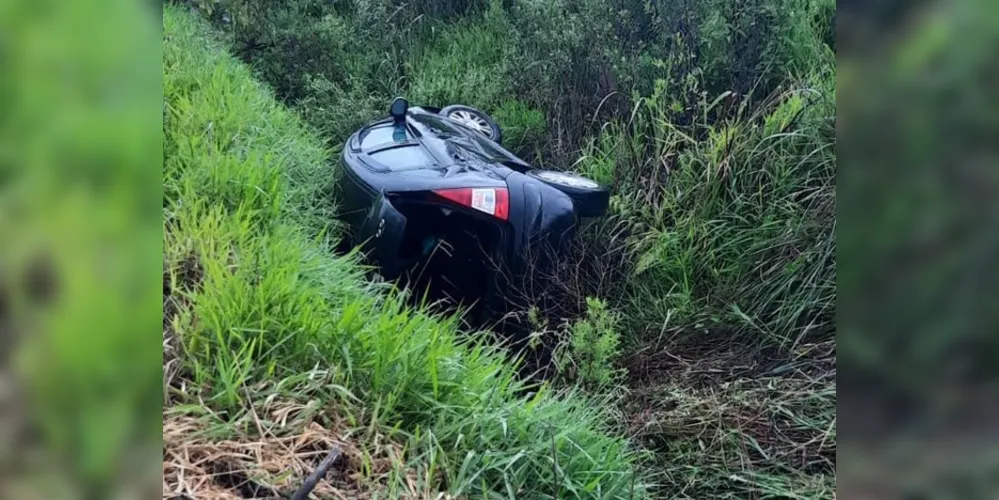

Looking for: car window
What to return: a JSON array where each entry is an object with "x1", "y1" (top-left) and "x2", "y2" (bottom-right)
[
  {"x1": 413, "y1": 113, "x2": 508, "y2": 158},
  {"x1": 369, "y1": 145, "x2": 433, "y2": 170},
  {"x1": 361, "y1": 124, "x2": 409, "y2": 147},
  {"x1": 411, "y1": 114, "x2": 462, "y2": 136}
]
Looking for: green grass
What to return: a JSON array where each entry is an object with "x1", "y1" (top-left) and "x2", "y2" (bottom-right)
[
  {"x1": 405, "y1": 3, "x2": 516, "y2": 111},
  {"x1": 576, "y1": 59, "x2": 836, "y2": 350},
  {"x1": 163, "y1": 5, "x2": 644, "y2": 497},
  {"x1": 568, "y1": 49, "x2": 836, "y2": 499},
  {"x1": 168, "y1": 0, "x2": 837, "y2": 497}
]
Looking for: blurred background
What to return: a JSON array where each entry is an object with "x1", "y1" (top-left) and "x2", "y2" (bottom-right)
[
  {"x1": 838, "y1": 0, "x2": 999, "y2": 497},
  {"x1": 0, "y1": 0, "x2": 163, "y2": 497}
]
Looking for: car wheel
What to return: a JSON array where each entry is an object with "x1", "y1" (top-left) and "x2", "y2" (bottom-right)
[
  {"x1": 440, "y1": 105, "x2": 503, "y2": 144},
  {"x1": 525, "y1": 169, "x2": 610, "y2": 217}
]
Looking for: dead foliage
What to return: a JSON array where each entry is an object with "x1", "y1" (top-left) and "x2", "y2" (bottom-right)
[
  {"x1": 623, "y1": 337, "x2": 836, "y2": 495},
  {"x1": 163, "y1": 403, "x2": 452, "y2": 499},
  {"x1": 164, "y1": 412, "x2": 350, "y2": 499}
]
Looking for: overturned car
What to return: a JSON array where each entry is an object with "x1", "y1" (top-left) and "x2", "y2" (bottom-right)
[{"x1": 336, "y1": 98, "x2": 609, "y2": 325}]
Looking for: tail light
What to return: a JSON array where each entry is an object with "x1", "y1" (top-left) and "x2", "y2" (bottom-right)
[{"x1": 432, "y1": 187, "x2": 509, "y2": 221}]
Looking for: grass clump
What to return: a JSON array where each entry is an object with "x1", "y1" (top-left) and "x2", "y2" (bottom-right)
[
  {"x1": 577, "y1": 61, "x2": 836, "y2": 350},
  {"x1": 572, "y1": 46, "x2": 836, "y2": 500},
  {"x1": 163, "y1": 5, "x2": 644, "y2": 497}
]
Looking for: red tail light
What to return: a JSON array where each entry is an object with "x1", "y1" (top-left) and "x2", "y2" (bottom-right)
[{"x1": 432, "y1": 187, "x2": 509, "y2": 221}]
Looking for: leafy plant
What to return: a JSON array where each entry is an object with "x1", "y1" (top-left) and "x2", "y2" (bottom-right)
[
  {"x1": 556, "y1": 298, "x2": 624, "y2": 390},
  {"x1": 493, "y1": 99, "x2": 546, "y2": 156}
]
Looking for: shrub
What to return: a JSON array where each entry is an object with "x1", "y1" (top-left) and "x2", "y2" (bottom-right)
[
  {"x1": 493, "y1": 99, "x2": 546, "y2": 156},
  {"x1": 187, "y1": 0, "x2": 833, "y2": 167},
  {"x1": 556, "y1": 298, "x2": 624, "y2": 389},
  {"x1": 184, "y1": 0, "x2": 415, "y2": 145},
  {"x1": 504, "y1": 0, "x2": 621, "y2": 160}
]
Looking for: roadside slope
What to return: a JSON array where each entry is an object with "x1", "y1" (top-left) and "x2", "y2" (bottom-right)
[{"x1": 162, "y1": 4, "x2": 644, "y2": 498}]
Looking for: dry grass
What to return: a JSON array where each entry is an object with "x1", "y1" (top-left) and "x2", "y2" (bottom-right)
[
  {"x1": 163, "y1": 401, "x2": 455, "y2": 499},
  {"x1": 623, "y1": 337, "x2": 836, "y2": 498},
  {"x1": 164, "y1": 412, "x2": 355, "y2": 499}
]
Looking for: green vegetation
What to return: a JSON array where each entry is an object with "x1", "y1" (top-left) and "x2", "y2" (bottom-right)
[
  {"x1": 163, "y1": 5, "x2": 643, "y2": 498},
  {"x1": 166, "y1": 0, "x2": 836, "y2": 497},
  {"x1": 555, "y1": 298, "x2": 624, "y2": 391},
  {"x1": 593, "y1": 67, "x2": 836, "y2": 497},
  {"x1": 583, "y1": 63, "x2": 836, "y2": 348},
  {"x1": 1, "y1": 0, "x2": 162, "y2": 495}
]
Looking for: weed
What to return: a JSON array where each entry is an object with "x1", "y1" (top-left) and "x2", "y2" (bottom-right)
[
  {"x1": 555, "y1": 298, "x2": 624, "y2": 390},
  {"x1": 577, "y1": 64, "x2": 836, "y2": 351}
]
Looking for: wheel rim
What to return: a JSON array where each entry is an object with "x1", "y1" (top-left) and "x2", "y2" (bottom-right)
[
  {"x1": 448, "y1": 109, "x2": 494, "y2": 138},
  {"x1": 534, "y1": 171, "x2": 600, "y2": 189}
]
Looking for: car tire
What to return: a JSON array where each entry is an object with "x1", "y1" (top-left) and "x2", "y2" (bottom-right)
[
  {"x1": 440, "y1": 105, "x2": 503, "y2": 144},
  {"x1": 525, "y1": 169, "x2": 610, "y2": 217}
]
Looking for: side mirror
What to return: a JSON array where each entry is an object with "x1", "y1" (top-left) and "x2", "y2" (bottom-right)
[{"x1": 389, "y1": 97, "x2": 409, "y2": 123}]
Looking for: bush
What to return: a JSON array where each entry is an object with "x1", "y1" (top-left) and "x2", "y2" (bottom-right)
[
  {"x1": 186, "y1": 0, "x2": 833, "y2": 167},
  {"x1": 503, "y1": 0, "x2": 621, "y2": 160},
  {"x1": 556, "y1": 298, "x2": 624, "y2": 389},
  {"x1": 184, "y1": 0, "x2": 416, "y2": 145},
  {"x1": 493, "y1": 99, "x2": 547, "y2": 155}
]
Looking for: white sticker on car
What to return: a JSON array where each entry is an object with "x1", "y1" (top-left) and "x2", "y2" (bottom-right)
[{"x1": 470, "y1": 188, "x2": 496, "y2": 215}]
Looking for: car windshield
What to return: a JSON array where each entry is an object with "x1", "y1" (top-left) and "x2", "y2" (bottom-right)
[
  {"x1": 360, "y1": 125, "x2": 398, "y2": 147},
  {"x1": 360, "y1": 123, "x2": 415, "y2": 147}
]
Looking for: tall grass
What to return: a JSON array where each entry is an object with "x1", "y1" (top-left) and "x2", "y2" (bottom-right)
[
  {"x1": 187, "y1": 0, "x2": 835, "y2": 166},
  {"x1": 575, "y1": 56, "x2": 836, "y2": 349},
  {"x1": 163, "y1": 5, "x2": 644, "y2": 497},
  {"x1": 405, "y1": 3, "x2": 516, "y2": 111},
  {"x1": 565, "y1": 29, "x2": 836, "y2": 500},
  {"x1": 171, "y1": 0, "x2": 837, "y2": 496}
]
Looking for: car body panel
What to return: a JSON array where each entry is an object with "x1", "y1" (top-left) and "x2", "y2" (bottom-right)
[{"x1": 359, "y1": 193, "x2": 408, "y2": 280}]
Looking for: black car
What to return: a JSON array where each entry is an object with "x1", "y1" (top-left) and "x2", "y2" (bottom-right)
[{"x1": 336, "y1": 98, "x2": 609, "y2": 324}]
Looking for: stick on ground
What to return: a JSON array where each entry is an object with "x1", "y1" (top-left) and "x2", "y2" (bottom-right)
[{"x1": 290, "y1": 447, "x2": 343, "y2": 500}]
